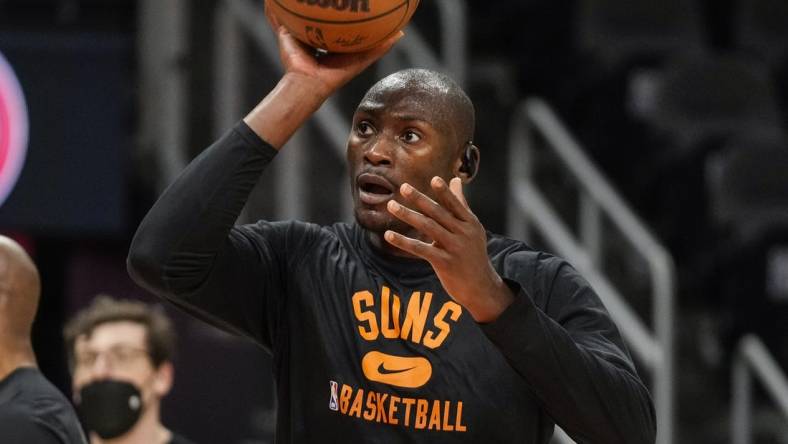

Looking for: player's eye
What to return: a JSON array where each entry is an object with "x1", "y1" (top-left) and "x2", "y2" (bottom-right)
[
  {"x1": 401, "y1": 130, "x2": 421, "y2": 144},
  {"x1": 356, "y1": 121, "x2": 374, "y2": 136}
]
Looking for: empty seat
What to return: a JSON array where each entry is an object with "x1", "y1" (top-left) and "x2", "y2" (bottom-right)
[
  {"x1": 569, "y1": 0, "x2": 708, "y2": 195},
  {"x1": 707, "y1": 135, "x2": 788, "y2": 243},
  {"x1": 576, "y1": 0, "x2": 705, "y2": 68},
  {"x1": 702, "y1": 136, "x2": 788, "y2": 367},
  {"x1": 644, "y1": 54, "x2": 782, "y2": 157},
  {"x1": 734, "y1": 0, "x2": 788, "y2": 64}
]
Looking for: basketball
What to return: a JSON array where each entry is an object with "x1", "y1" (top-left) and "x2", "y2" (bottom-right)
[{"x1": 267, "y1": 0, "x2": 420, "y2": 53}]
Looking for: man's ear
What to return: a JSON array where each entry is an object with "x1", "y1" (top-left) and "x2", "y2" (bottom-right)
[
  {"x1": 454, "y1": 143, "x2": 480, "y2": 184},
  {"x1": 153, "y1": 361, "x2": 174, "y2": 397}
]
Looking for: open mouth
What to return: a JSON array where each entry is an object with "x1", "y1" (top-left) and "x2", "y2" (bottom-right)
[{"x1": 357, "y1": 173, "x2": 395, "y2": 206}]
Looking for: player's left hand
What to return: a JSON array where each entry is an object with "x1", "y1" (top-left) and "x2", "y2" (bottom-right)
[{"x1": 384, "y1": 177, "x2": 514, "y2": 323}]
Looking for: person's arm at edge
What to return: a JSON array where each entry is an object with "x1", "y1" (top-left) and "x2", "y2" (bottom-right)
[{"x1": 0, "y1": 409, "x2": 69, "y2": 444}]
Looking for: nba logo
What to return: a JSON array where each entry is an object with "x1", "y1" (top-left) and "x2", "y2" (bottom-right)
[{"x1": 329, "y1": 381, "x2": 339, "y2": 411}]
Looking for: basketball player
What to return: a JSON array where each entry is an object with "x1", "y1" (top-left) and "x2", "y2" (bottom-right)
[
  {"x1": 0, "y1": 236, "x2": 87, "y2": 444},
  {"x1": 127, "y1": 8, "x2": 657, "y2": 443},
  {"x1": 64, "y1": 296, "x2": 194, "y2": 444}
]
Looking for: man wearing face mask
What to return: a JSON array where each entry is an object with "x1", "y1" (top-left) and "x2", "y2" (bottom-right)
[
  {"x1": 63, "y1": 296, "x2": 195, "y2": 444},
  {"x1": 0, "y1": 235, "x2": 87, "y2": 444}
]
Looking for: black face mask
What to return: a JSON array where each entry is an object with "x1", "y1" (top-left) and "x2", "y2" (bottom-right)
[{"x1": 75, "y1": 380, "x2": 143, "y2": 439}]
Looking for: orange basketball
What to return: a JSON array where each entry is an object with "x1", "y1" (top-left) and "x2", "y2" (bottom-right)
[{"x1": 267, "y1": 0, "x2": 420, "y2": 53}]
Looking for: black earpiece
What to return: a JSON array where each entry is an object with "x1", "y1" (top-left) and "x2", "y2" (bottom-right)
[{"x1": 459, "y1": 143, "x2": 479, "y2": 178}]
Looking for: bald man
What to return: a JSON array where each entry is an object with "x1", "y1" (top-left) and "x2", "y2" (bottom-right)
[
  {"x1": 0, "y1": 236, "x2": 87, "y2": 444},
  {"x1": 127, "y1": 9, "x2": 656, "y2": 444}
]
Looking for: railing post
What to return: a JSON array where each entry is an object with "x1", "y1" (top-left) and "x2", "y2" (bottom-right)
[
  {"x1": 552, "y1": 427, "x2": 577, "y2": 444},
  {"x1": 139, "y1": 0, "x2": 190, "y2": 190},
  {"x1": 215, "y1": 0, "x2": 254, "y2": 221},
  {"x1": 732, "y1": 346, "x2": 752, "y2": 444},
  {"x1": 338, "y1": 172, "x2": 353, "y2": 223},
  {"x1": 435, "y1": 0, "x2": 467, "y2": 86},
  {"x1": 513, "y1": 98, "x2": 676, "y2": 443},
  {"x1": 507, "y1": 104, "x2": 533, "y2": 242},
  {"x1": 733, "y1": 335, "x2": 788, "y2": 443},
  {"x1": 653, "y1": 256, "x2": 675, "y2": 444},
  {"x1": 214, "y1": 0, "x2": 243, "y2": 138},
  {"x1": 579, "y1": 192, "x2": 601, "y2": 266},
  {"x1": 275, "y1": 130, "x2": 309, "y2": 220}
]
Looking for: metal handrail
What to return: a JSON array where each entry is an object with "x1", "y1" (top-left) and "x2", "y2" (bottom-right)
[
  {"x1": 508, "y1": 98, "x2": 676, "y2": 444},
  {"x1": 435, "y1": 0, "x2": 467, "y2": 87},
  {"x1": 551, "y1": 426, "x2": 575, "y2": 444},
  {"x1": 138, "y1": 0, "x2": 190, "y2": 191},
  {"x1": 732, "y1": 335, "x2": 788, "y2": 444}
]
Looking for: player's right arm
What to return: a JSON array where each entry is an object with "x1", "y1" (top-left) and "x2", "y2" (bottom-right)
[
  {"x1": 127, "y1": 5, "x2": 400, "y2": 344},
  {"x1": 244, "y1": 4, "x2": 402, "y2": 149}
]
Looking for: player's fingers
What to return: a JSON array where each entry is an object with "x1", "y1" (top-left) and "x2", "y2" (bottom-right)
[
  {"x1": 264, "y1": 0, "x2": 282, "y2": 31},
  {"x1": 277, "y1": 26, "x2": 315, "y2": 62},
  {"x1": 449, "y1": 177, "x2": 470, "y2": 209},
  {"x1": 265, "y1": 2, "x2": 318, "y2": 59},
  {"x1": 384, "y1": 230, "x2": 445, "y2": 264},
  {"x1": 430, "y1": 177, "x2": 474, "y2": 222},
  {"x1": 399, "y1": 183, "x2": 463, "y2": 232},
  {"x1": 386, "y1": 200, "x2": 453, "y2": 246}
]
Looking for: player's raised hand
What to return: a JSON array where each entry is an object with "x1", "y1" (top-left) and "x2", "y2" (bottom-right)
[
  {"x1": 244, "y1": 3, "x2": 402, "y2": 149},
  {"x1": 384, "y1": 177, "x2": 514, "y2": 323},
  {"x1": 264, "y1": 0, "x2": 403, "y2": 98}
]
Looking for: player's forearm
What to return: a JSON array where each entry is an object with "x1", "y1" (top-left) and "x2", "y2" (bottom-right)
[
  {"x1": 127, "y1": 122, "x2": 277, "y2": 296},
  {"x1": 481, "y1": 268, "x2": 657, "y2": 443},
  {"x1": 243, "y1": 72, "x2": 329, "y2": 149},
  {"x1": 484, "y1": 293, "x2": 656, "y2": 443}
]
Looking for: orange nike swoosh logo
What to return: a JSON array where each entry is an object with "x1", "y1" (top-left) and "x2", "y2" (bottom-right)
[{"x1": 361, "y1": 351, "x2": 432, "y2": 388}]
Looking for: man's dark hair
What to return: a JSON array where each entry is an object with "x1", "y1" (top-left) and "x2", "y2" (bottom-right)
[{"x1": 64, "y1": 295, "x2": 175, "y2": 369}]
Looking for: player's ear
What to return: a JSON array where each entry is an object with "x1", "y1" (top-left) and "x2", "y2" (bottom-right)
[{"x1": 453, "y1": 142, "x2": 479, "y2": 184}]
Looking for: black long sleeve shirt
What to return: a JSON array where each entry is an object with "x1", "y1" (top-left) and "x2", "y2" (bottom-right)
[
  {"x1": 128, "y1": 122, "x2": 656, "y2": 443},
  {"x1": 0, "y1": 368, "x2": 87, "y2": 444}
]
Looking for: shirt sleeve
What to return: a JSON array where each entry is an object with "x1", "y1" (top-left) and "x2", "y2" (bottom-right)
[
  {"x1": 481, "y1": 255, "x2": 657, "y2": 444},
  {"x1": 127, "y1": 121, "x2": 309, "y2": 349},
  {"x1": 0, "y1": 408, "x2": 69, "y2": 444}
]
